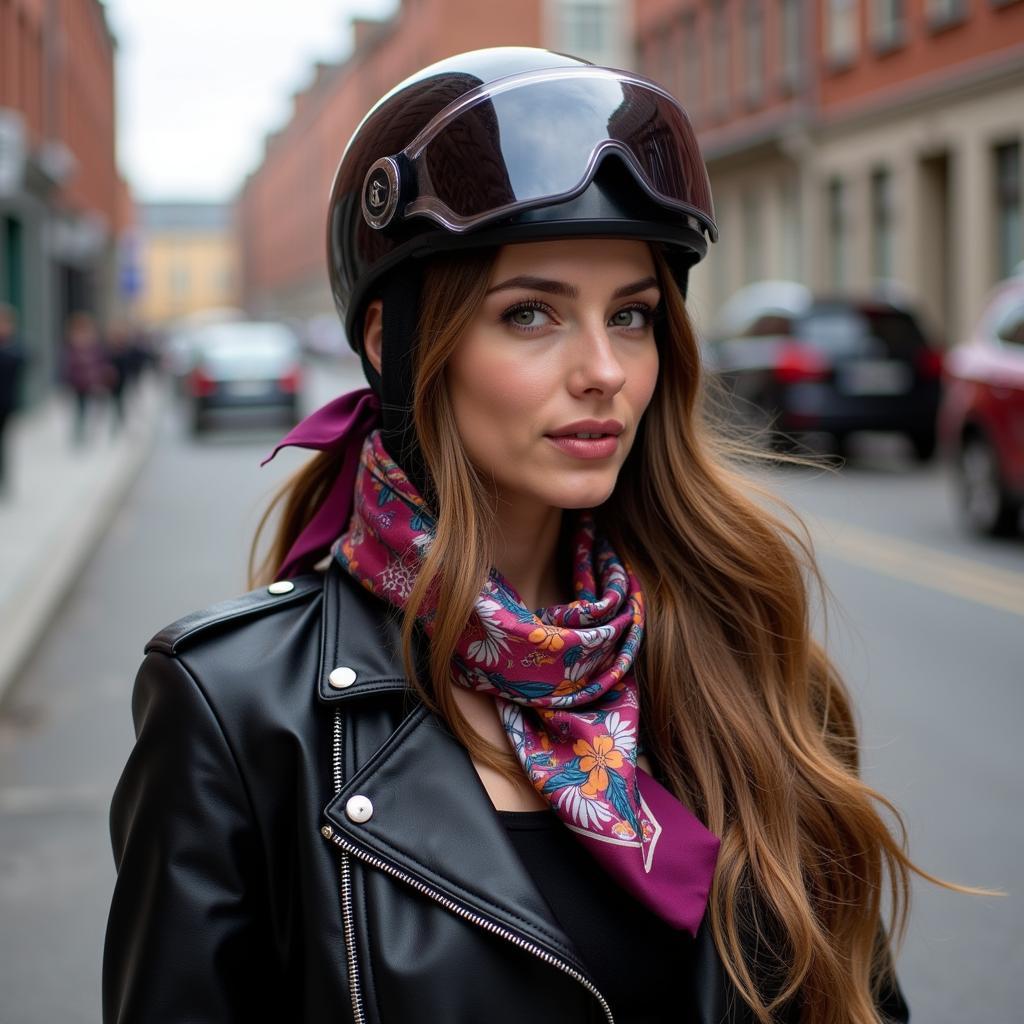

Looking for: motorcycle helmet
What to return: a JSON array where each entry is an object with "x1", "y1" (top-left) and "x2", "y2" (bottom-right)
[{"x1": 325, "y1": 46, "x2": 717, "y2": 487}]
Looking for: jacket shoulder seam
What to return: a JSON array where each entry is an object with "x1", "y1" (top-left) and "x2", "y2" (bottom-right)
[{"x1": 144, "y1": 574, "x2": 323, "y2": 656}]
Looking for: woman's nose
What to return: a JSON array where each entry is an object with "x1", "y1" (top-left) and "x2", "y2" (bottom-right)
[{"x1": 568, "y1": 319, "x2": 627, "y2": 397}]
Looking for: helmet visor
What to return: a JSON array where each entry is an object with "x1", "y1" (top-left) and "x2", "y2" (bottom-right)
[{"x1": 402, "y1": 69, "x2": 716, "y2": 240}]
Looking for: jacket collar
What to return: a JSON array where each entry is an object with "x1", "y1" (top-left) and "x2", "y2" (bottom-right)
[{"x1": 315, "y1": 560, "x2": 590, "y2": 974}]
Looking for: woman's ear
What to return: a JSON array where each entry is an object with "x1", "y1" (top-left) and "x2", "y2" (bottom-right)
[{"x1": 362, "y1": 300, "x2": 384, "y2": 376}]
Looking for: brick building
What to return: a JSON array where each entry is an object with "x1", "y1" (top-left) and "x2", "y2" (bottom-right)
[
  {"x1": 237, "y1": 0, "x2": 633, "y2": 324},
  {"x1": 0, "y1": 0, "x2": 128, "y2": 405},
  {"x1": 635, "y1": 0, "x2": 1024, "y2": 342}
]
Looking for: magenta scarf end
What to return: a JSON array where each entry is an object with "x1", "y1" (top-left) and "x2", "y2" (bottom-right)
[{"x1": 259, "y1": 387, "x2": 381, "y2": 579}]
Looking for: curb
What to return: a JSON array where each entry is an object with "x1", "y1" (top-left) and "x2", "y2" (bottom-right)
[{"x1": 0, "y1": 383, "x2": 165, "y2": 704}]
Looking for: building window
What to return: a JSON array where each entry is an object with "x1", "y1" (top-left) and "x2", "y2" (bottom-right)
[
  {"x1": 742, "y1": 188, "x2": 763, "y2": 283},
  {"x1": 710, "y1": 196, "x2": 730, "y2": 310},
  {"x1": 872, "y1": 0, "x2": 905, "y2": 52},
  {"x1": 681, "y1": 13, "x2": 703, "y2": 122},
  {"x1": 215, "y1": 266, "x2": 234, "y2": 294},
  {"x1": 827, "y1": 176, "x2": 848, "y2": 289},
  {"x1": 995, "y1": 141, "x2": 1022, "y2": 280},
  {"x1": 658, "y1": 21, "x2": 678, "y2": 96},
  {"x1": 778, "y1": 0, "x2": 803, "y2": 93},
  {"x1": 743, "y1": 0, "x2": 765, "y2": 107},
  {"x1": 711, "y1": 2, "x2": 731, "y2": 119},
  {"x1": 555, "y1": 0, "x2": 620, "y2": 65},
  {"x1": 780, "y1": 177, "x2": 802, "y2": 280},
  {"x1": 826, "y1": 0, "x2": 858, "y2": 68},
  {"x1": 170, "y1": 264, "x2": 190, "y2": 299},
  {"x1": 871, "y1": 167, "x2": 895, "y2": 282},
  {"x1": 926, "y1": 0, "x2": 967, "y2": 30}
]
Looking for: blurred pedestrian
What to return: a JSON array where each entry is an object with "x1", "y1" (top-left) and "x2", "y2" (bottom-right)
[
  {"x1": 105, "y1": 321, "x2": 136, "y2": 433},
  {"x1": 0, "y1": 302, "x2": 27, "y2": 496},
  {"x1": 61, "y1": 311, "x2": 113, "y2": 445},
  {"x1": 106, "y1": 47, "x2": 984, "y2": 1024}
]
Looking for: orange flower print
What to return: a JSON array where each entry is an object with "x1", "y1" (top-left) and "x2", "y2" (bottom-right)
[
  {"x1": 522, "y1": 649, "x2": 555, "y2": 668},
  {"x1": 612, "y1": 820, "x2": 637, "y2": 840},
  {"x1": 528, "y1": 624, "x2": 565, "y2": 652},
  {"x1": 573, "y1": 734, "x2": 624, "y2": 797},
  {"x1": 553, "y1": 678, "x2": 580, "y2": 697}
]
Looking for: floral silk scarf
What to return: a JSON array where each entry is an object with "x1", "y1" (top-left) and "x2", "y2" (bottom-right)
[{"x1": 332, "y1": 429, "x2": 720, "y2": 936}]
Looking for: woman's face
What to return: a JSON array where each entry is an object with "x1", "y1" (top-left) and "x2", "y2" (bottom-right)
[{"x1": 447, "y1": 238, "x2": 661, "y2": 515}]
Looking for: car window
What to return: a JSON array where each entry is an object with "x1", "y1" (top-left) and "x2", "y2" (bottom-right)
[
  {"x1": 993, "y1": 299, "x2": 1024, "y2": 346},
  {"x1": 193, "y1": 324, "x2": 299, "y2": 357},
  {"x1": 744, "y1": 314, "x2": 793, "y2": 336},
  {"x1": 795, "y1": 307, "x2": 927, "y2": 357}
]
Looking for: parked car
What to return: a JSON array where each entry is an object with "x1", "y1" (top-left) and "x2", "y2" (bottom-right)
[
  {"x1": 161, "y1": 307, "x2": 248, "y2": 395},
  {"x1": 183, "y1": 320, "x2": 304, "y2": 434},
  {"x1": 938, "y1": 274, "x2": 1024, "y2": 536},
  {"x1": 705, "y1": 285, "x2": 944, "y2": 460}
]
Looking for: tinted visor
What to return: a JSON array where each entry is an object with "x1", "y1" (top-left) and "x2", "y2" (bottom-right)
[{"x1": 402, "y1": 69, "x2": 717, "y2": 239}]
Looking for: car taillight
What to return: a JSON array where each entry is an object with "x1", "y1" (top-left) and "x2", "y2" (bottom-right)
[
  {"x1": 915, "y1": 347, "x2": 944, "y2": 378},
  {"x1": 189, "y1": 367, "x2": 217, "y2": 397},
  {"x1": 279, "y1": 367, "x2": 302, "y2": 393},
  {"x1": 774, "y1": 343, "x2": 829, "y2": 383}
]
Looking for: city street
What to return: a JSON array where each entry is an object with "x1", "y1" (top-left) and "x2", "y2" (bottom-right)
[{"x1": 1, "y1": 358, "x2": 1021, "y2": 1024}]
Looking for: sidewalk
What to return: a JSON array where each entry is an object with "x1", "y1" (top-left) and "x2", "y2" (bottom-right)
[{"x1": 0, "y1": 375, "x2": 165, "y2": 701}]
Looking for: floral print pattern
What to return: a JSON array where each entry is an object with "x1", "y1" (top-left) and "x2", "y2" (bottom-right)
[{"x1": 332, "y1": 430, "x2": 720, "y2": 935}]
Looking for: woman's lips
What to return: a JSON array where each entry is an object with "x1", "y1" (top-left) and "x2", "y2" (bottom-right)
[{"x1": 545, "y1": 435, "x2": 619, "y2": 459}]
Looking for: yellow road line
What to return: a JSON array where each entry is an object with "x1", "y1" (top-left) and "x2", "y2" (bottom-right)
[{"x1": 810, "y1": 516, "x2": 1024, "y2": 619}]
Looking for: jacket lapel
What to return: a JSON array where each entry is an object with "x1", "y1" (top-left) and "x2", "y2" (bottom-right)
[{"x1": 316, "y1": 562, "x2": 589, "y2": 976}]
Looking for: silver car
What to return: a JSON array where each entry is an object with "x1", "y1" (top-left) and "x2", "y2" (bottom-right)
[{"x1": 183, "y1": 321, "x2": 304, "y2": 434}]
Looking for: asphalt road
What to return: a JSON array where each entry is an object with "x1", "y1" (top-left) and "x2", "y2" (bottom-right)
[{"x1": 0, "y1": 360, "x2": 1020, "y2": 1023}]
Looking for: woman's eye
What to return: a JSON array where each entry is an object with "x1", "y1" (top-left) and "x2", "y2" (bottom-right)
[
  {"x1": 609, "y1": 306, "x2": 652, "y2": 329},
  {"x1": 503, "y1": 304, "x2": 553, "y2": 330}
]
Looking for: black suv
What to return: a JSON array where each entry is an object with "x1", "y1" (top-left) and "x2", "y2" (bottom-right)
[{"x1": 704, "y1": 294, "x2": 944, "y2": 460}]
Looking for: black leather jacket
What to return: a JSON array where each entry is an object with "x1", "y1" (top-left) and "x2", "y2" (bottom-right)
[{"x1": 103, "y1": 560, "x2": 910, "y2": 1023}]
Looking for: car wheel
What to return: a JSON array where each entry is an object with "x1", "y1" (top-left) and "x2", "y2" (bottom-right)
[
  {"x1": 909, "y1": 429, "x2": 937, "y2": 463},
  {"x1": 956, "y1": 433, "x2": 1020, "y2": 537}
]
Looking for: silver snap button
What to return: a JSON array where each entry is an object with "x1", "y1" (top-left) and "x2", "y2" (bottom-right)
[
  {"x1": 267, "y1": 580, "x2": 295, "y2": 595},
  {"x1": 329, "y1": 666, "x2": 357, "y2": 689},
  {"x1": 345, "y1": 795, "x2": 373, "y2": 823}
]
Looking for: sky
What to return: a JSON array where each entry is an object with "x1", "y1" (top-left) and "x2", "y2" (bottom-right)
[{"x1": 104, "y1": 0, "x2": 397, "y2": 203}]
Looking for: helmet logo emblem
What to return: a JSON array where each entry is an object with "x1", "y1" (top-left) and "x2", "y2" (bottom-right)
[{"x1": 362, "y1": 157, "x2": 400, "y2": 229}]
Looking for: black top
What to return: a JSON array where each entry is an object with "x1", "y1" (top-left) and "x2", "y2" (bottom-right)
[{"x1": 498, "y1": 806, "x2": 695, "y2": 1023}]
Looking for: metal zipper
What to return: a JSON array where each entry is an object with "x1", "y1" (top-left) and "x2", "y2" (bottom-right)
[
  {"x1": 332, "y1": 710, "x2": 367, "y2": 1024},
  {"x1": 319, "y1": 825, "x2": 614, "y2": 1024},
  {"x1": 326, "y1": 708, "x2": 615, "y2": 1023}
]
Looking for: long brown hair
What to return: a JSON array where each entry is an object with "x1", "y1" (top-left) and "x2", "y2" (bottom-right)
[{"x1": 251, "y1": 246, "x2": 982, "y2": 1022}]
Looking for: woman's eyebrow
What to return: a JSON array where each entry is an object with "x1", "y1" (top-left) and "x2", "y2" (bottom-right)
[
  {"x1": 485, "y1": 275, "x2": 659, "y2": 298},
  {"x1": 486, "y1": 275, "x2": 577, "y2": 297},
  {"x1": 612, "y1": 276, "x2": 659, "y2": 298}
]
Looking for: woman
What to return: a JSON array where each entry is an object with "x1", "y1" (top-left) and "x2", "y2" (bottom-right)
[{"x1": 105, "y1": 48, "x2": 939, "y2": 1023}]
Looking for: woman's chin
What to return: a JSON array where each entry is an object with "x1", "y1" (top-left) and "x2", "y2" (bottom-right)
[{"x1": 545, "y1": 478, "x2": 619, "y2": 511}]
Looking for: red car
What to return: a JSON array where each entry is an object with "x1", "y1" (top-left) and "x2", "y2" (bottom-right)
[{"x1": 939, "y1": 274, "x2": 1024, "y2": 536}]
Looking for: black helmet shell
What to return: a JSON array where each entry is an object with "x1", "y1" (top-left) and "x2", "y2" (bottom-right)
[{"x1": 327, "y1": 47, "x2": 716, "y2": 351}]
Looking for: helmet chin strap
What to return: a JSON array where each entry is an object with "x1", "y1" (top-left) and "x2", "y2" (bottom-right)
[{"x1": 359, "y1": 265, "x2": 432, "y2": 500}]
